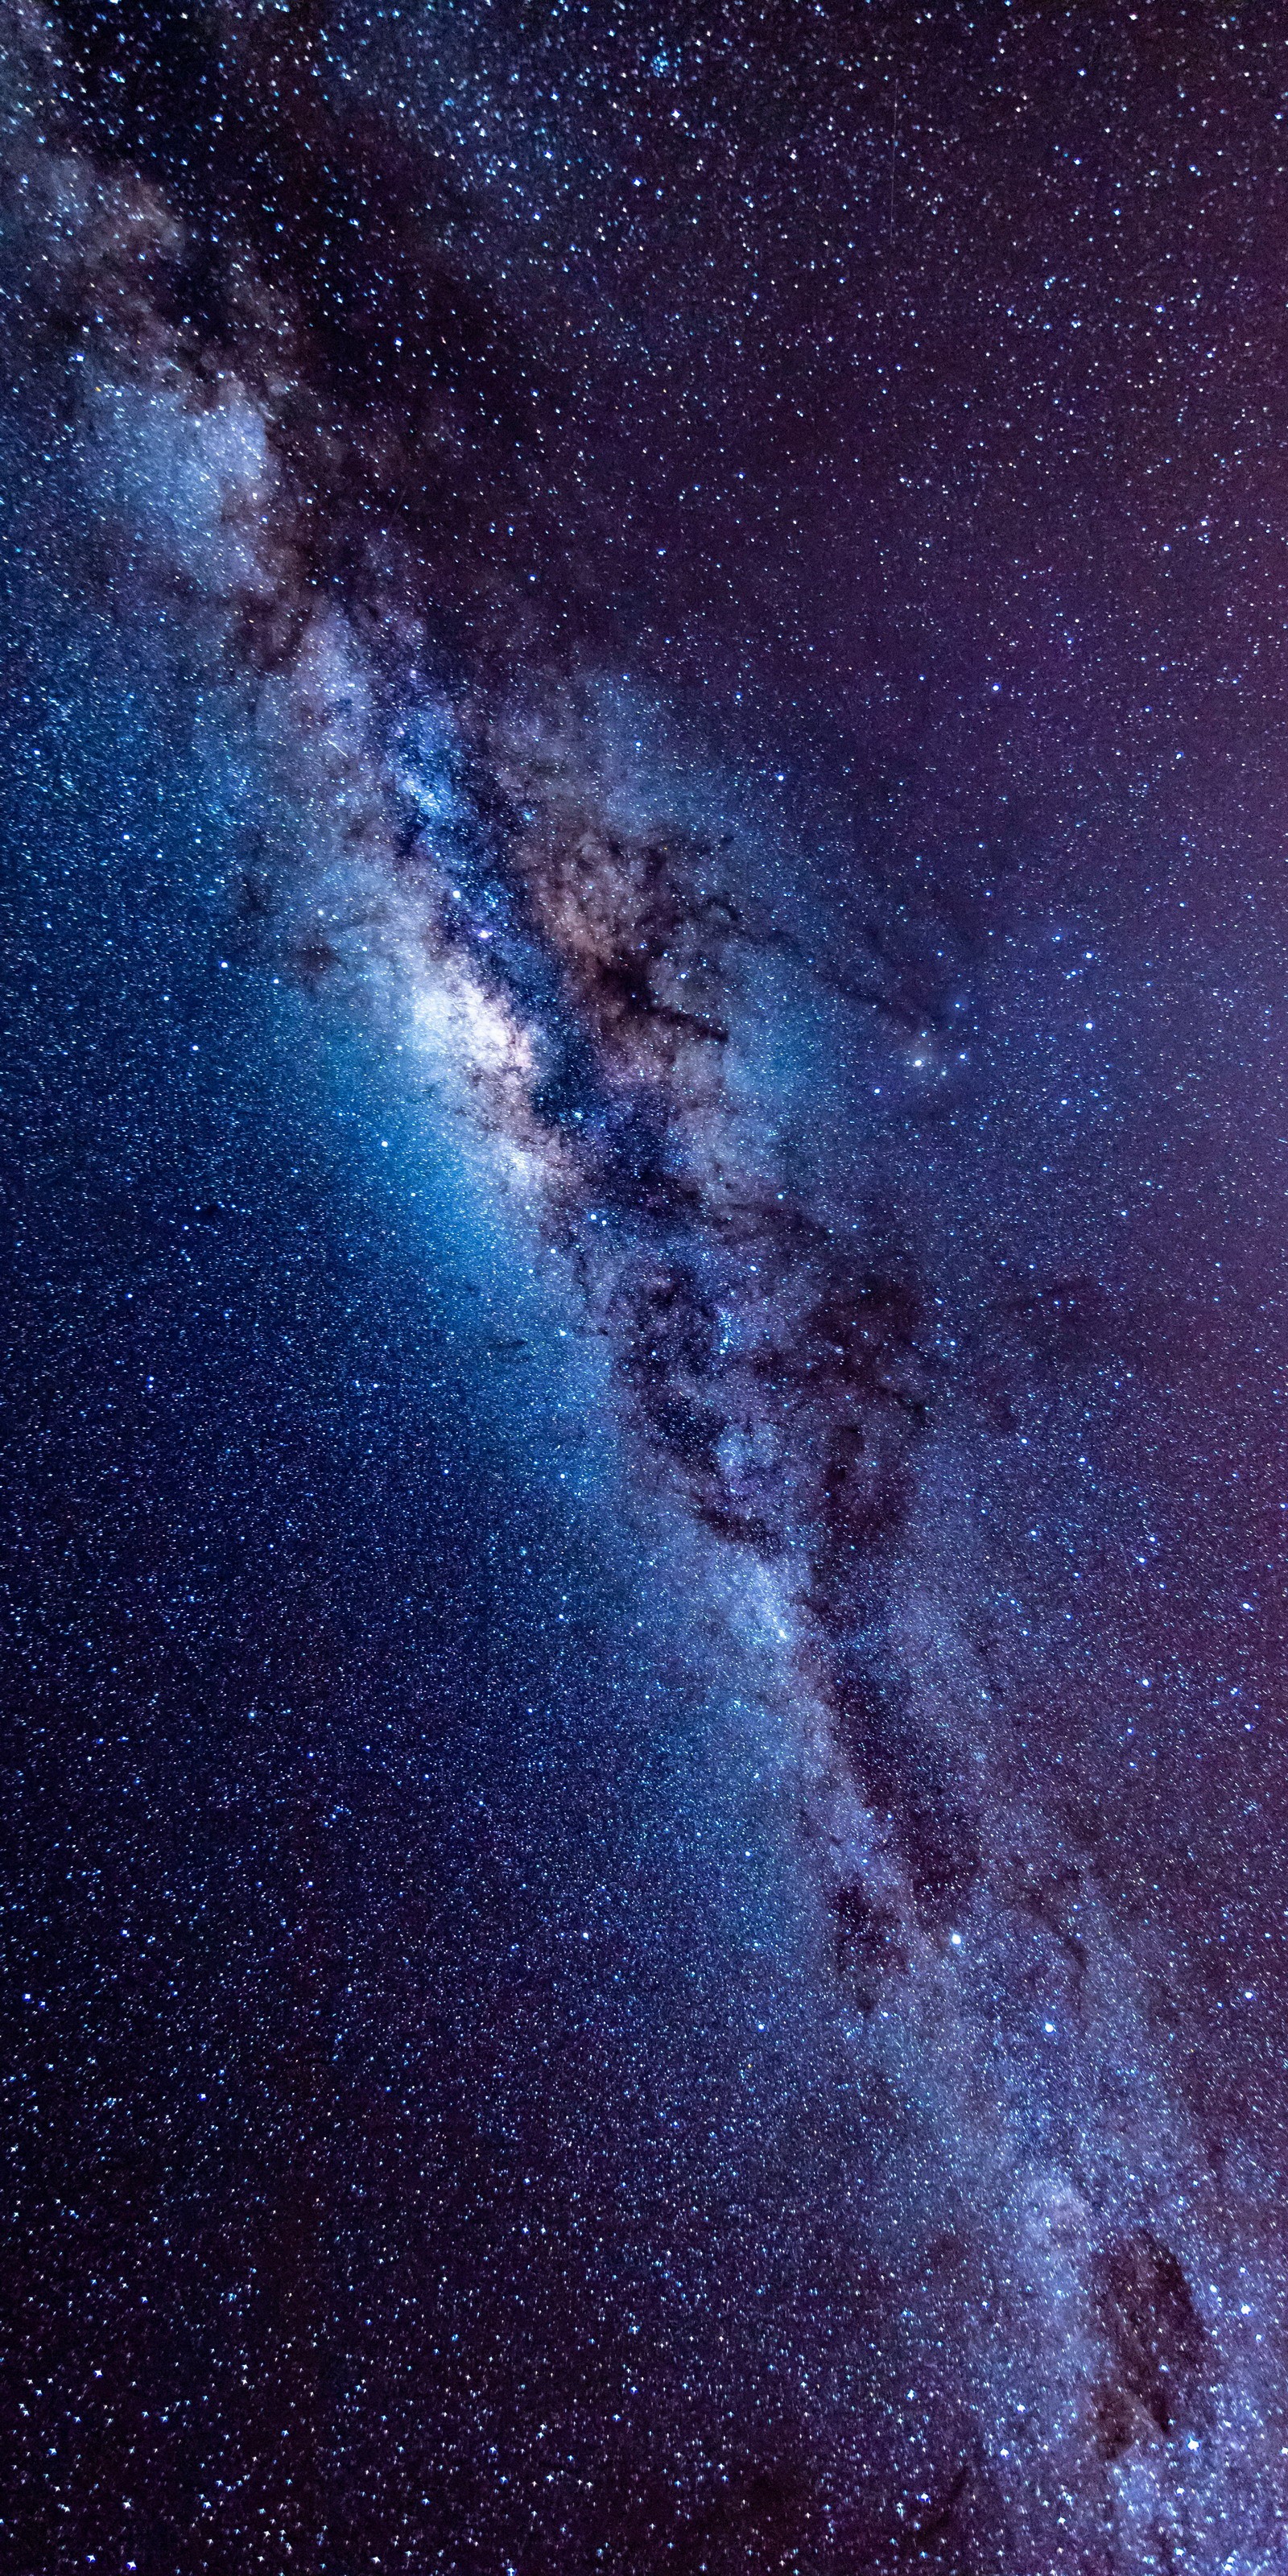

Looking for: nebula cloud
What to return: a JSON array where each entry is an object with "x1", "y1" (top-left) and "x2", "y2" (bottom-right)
[{"x1": 6, "y1": 4, "x2": 1288, "y2": 2569}]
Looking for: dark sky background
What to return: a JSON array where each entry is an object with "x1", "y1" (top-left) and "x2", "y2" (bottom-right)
[{"x1": 5, "y1": 4, "x2": 1288, "y2": 2570}]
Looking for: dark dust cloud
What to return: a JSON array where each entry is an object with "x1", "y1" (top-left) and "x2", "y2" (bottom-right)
[{"x1": 4, "y1": 2, "x2": 1288, "y2": 2568}]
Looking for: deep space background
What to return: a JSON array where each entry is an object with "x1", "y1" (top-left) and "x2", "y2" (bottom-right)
[{"x1": 5, "y1": 2, "x2": 1288, "y2": 2569}]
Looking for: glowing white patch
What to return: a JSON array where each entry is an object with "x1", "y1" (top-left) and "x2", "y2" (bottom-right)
[{"x1": 410, "y1": 963, "x2": 535, "y2": 1092}]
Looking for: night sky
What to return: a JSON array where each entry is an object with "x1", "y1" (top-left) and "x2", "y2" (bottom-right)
[{"x1": 4, "y1": 3, "x2": 1288, "y2": 2569}]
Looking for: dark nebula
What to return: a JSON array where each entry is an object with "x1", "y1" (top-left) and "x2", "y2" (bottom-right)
[{"x1": 5, "y1": 2, "x2": 1288, "y2": 2569}]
